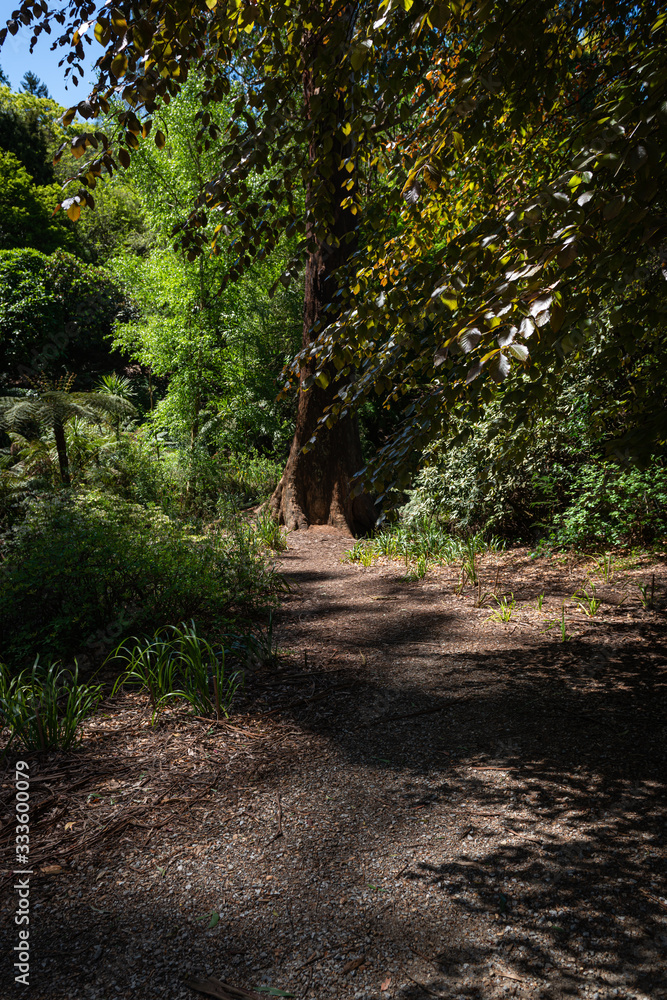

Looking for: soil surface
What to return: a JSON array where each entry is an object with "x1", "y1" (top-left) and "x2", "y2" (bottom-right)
[{"x1": 1, "y1": 528, "x2": 666, "y2": 1000}]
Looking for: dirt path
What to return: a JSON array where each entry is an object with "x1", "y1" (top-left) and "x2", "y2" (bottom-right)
[{"x1": 1, "y1": 528, "x2": 666, "y2": 1000}]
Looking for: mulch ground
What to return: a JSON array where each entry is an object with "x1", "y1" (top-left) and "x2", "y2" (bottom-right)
[{"x1": 1, "y1": 527, "x2": 666, "y2": 1000}]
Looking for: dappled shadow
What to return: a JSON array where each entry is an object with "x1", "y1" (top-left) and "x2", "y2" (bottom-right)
[{"x1": 1, "y1": 535, "x2": 665, "y2": 1000}]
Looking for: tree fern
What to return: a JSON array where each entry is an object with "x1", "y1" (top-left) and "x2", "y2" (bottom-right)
[{"x1": 0, "y1": 376, "x2": 137, "y2": 485}]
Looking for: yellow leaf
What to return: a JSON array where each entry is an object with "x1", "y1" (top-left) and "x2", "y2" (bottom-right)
[
  {"x1": 110, "y1": 52, "x2": 128, "y2": 79},
  {"x1": 94, "y1": 21, "x2": 108, "y2": 45},
  {"x1": 111, "y1": 11, "x2": 128, "y2": 33}
]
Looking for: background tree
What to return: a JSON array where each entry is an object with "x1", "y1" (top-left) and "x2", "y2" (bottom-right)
[
  {"x1": 0, "y1": 85, "x2": 58, "y2": 185},
  {"x1": 106, "y1": 75, "x2": 304, "y2": 489},
  {"x1": 0, "y1": 248, "x2": 130, "y2": 389},
  {"x1": 20, "y1": 71, "x2": 49, "y2": 99},
  {"x1": 0, "y1": 151, "x2": 76, "y2": 255}
]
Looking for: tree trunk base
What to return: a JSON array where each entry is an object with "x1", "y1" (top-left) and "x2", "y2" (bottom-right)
[{"x1": 269, "y1": 415, "x2": 376, "y2": 536}]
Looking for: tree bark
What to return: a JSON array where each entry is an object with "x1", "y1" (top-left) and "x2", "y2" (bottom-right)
[
  {"x1": 52, "y1": 416, "x2": 70, "y2": 486},
  {"x1": 270, "y1": 64, "x2": 376, "y2": 536}
]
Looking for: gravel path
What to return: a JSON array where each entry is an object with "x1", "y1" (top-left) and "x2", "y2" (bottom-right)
[{"x1": 1, "y1": 527, "x2": 665, "y2": 1000}]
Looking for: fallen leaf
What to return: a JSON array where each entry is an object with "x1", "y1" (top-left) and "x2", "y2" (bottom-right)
[
  {"x1": 381, "y1": 976, "x2": 392, "y2": 991},
  {"x1": 65, "y1": 821, "x2": 76, "y2": 831},
  {"x1": 342, "y1": 956, "x2": 365, "y2": 974},
  {"x1": 494, "y1": 965, "x2": 524, "y2": 982},
  {"x1": 41, "y1": 865, "x2": 64, "y2": 874}
]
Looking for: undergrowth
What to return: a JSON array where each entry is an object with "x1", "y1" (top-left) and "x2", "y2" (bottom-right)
[
  {"x1": 344, "y1": 519, "x2": 503, "y2": 575},
  {"x1": 0, "y1": 490, "x2": 283, "y2": 672},
  {"x1": 0, "y1": 658, "x2": 103, "y2": 753}
]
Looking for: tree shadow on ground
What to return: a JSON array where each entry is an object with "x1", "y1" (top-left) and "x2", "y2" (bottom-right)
[{"x1": 1, "y1": 552, "x2": 664, "y2": 1000}]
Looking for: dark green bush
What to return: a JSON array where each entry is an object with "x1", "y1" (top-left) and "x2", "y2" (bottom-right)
[
  {"x1": 403, "y1": 388, "x2": 667, "y2": 551},
  {"x1": 547, "y1": 463, "x2": 667, "y2": 550},
  {"x1": 0, "y1": 490, "x2": 280, "y2": 672},
  {"x1": 0, "y1": 248, "x2": 130, "y2": 388}
]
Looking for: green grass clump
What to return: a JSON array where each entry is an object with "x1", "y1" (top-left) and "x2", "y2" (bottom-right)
[
  {"x1": 344, "y1": 519, "x2": 503, "y2": 577},
  {"x1": 0, "y1": 658, "x2": 103, "y2": 753},
  {"x1": 111, "y1": 621, "x2": 243, "y2": 724}
]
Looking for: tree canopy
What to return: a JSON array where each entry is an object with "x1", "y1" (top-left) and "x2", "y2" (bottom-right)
[
  {"x1": 2, "y1": 0, "x2": 665, "y2": 502},
  {"x1": 0, "y1": 248, "x2": 128, "y2": 387}
]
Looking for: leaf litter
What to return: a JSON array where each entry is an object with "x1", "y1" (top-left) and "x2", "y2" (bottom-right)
[{"x1": 0, "y1": 529, "x2": 665, "y2": 1000}]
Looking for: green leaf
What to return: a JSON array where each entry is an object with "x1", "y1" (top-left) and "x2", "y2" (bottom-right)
[
  {"x1": 350, "y1": 40, "x2": 372, "y2": 72},
  {"x1": 603, "y1": 195, "x2": 625, "y2": 220}
]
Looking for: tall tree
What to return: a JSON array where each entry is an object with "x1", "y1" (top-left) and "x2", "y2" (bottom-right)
[
  {"x1": 0, "y1": 85, "x2": 65, "y2": 185},
  {"x1": 1, "y1": 1, "x2": 424, "y2": 533},
  {"x1": 3, "y1": 0, "x2": 664, "y2": 517},
  {"x1": 20, "y1": 71, "x2": 49, "y2": 99}
]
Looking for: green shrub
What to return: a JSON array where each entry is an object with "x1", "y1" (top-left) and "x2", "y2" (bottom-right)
[
  {"x1": 0, "y1": 248, "x2": 128, "y2": 388},
  {"x1": 86, "y1": 432, "x2": 180, "y2": 513},
  {"x1": 547, "y1": 463, "x2": 667, "y2": 550},
  {"x1": 0, "y1": 491, "x2": 281, "y2": 671},
  {"x1": 0, "y1": 657, "x2": 103, "y2": 752},
  {"x1": 403, "y1": 398, "x2": 667, "y2": 551}
]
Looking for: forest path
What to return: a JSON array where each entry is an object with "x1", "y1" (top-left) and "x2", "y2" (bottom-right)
[{"x1": 1, "y1": 528, "x2": 665, "y2": 1000}]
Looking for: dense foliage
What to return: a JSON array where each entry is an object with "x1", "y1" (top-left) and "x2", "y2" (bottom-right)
[
  {"x1": 0, "y1": 248, "x2": 129, "y2": 388},
  {"x1": 0, "y1": 84, "x2": 62, "y2": 185},
  {"x1": 0, "y1": 490, "x2": 281, "y2": 672},
  {"x1": 6, "y1": 1, "x2": 662, "y2": 486}
]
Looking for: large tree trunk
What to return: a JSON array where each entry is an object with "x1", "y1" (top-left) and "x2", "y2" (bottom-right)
[{"x1": 270, "y1": 64, "x2": 376, "y2": 536}]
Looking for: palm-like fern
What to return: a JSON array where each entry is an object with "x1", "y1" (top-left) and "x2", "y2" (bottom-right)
[{"x1": 0, "y1": 376, "x2": 137, "y2": 485}]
